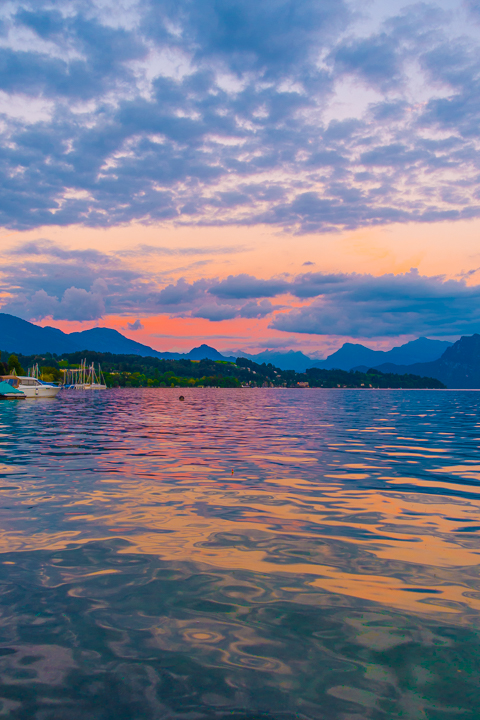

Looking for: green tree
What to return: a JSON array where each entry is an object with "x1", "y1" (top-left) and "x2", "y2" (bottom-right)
[
  {"x1": 40, "y1": 366, "x2": 61, "y2": 382},
  {"x1": 8, "y1": 354, "x2": 24, "y2": 376}
]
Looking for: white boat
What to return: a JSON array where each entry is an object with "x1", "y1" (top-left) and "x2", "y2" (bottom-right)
[
  {"x1": 19, "y1": 377, "x2": 61, "y2": 398},
  {"x1": 1, "y1": 374, "x2": 61, "y2": 398}
]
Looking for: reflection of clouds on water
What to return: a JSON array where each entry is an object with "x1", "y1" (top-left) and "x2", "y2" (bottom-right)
[
  {"x1": 1, "y1": 389, "x2": 480, "y2": 619},
  {"x1": 0, "y1": 389, "x2": 480, "y2": 715},
  {"x1": 4, "y1": 472, "x2": 476, "y2": 617},
  {"x1": 0, "y1": 540, "x2": 478, "y2": 718}
]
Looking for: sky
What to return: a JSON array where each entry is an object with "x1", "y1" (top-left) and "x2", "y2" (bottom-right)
[{"x1": 1, "y1": 0, "x2": 480, "y2": 356}]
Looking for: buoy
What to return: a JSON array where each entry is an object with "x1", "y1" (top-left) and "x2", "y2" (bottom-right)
[
  {"x1": 231, "y1": 469, "x2": 234, "y2": 475},
  {"x1": 179, "y1": 395, "x2": 185, "y2": 401}
]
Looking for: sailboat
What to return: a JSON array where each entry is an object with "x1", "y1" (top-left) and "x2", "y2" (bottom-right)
[
  {"x1": 85, "y1": 362, "x2": 107, "y2": 390},
  {"x1": 61, "y1": 360, "x2": 107, "y2": 390}
]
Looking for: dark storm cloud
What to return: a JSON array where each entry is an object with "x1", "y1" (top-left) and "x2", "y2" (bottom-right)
[{"x1": 0, "y1": 0, "x2": 479, "y2": 232}]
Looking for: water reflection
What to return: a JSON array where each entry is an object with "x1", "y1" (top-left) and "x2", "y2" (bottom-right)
[{"x1": 0, "y1": 388, "x2": 479, "y2": 718}]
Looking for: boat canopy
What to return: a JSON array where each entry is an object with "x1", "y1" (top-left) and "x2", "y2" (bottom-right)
[
  {"x1": 0, "y1": 375, "x2": 19, "y2": 387},
  {"x1": 0, "y1": 381, "x2": 23, "y2": 395}
]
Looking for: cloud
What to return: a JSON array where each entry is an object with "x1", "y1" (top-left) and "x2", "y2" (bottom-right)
[
  {"x1": 4, "y1": 240, "x2": 480, "y2": 337},
  {"x1": 144, "y1": 0, "x2": 350, "y2": 76},
  {"x1": 238, "y1": 299, "x2": 277, "y2": 318},
  {"x1": 270, "y1": 269, "x2": 480, "y2": 337},
  {"x1": 465, "y1": 0, "x2": 480, "y2": 20},
  {"x1": 190, "y1": 298, "x2": 277, "y2": 321},
  {"x1": 191, "y1": 303, "x2": 238, "y2": 321},
  {"x1": 1, "y1": 241, "x2": 254, "y2": 321},
  {"x1": 0, "y1": 240, "x2": 153, "y2": 319},
  {"x1": 9, "y1": 9, "x2": 146, "y2": 99},
  {"x1": 154, "y1": 278, "x2": 209, "y2": 306},
  {"x1": 332, "y1": 33, "x2": 401, "y2": 91},
  {"x1": 209, "y1": 274, "x2": 288, "y2": 299},
  {"x1": 3, "y1": 239, "x2": 138, "y2": 320},
  {"x1": 8, "y1": 240, "x2": 112, "y2": 264},
  {"x1": 119, "y1": 244, "x2": 246, "y2": 257},
  {"x1": 3, "y1": 280, "x2": 107, "y2": 322},
  {"x1": 0, "y1": 1, "x2": 477, "y2": 233}
]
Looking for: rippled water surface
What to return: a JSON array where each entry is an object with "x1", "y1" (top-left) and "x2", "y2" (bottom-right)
[{"x1": 1, "y1": 388, "x2": 480, "y2": 719}]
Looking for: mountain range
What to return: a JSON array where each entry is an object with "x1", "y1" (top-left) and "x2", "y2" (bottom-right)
[
  {"x1": 235, "y1": 349, "x2": 317, "y2": 372},
  {"x1": 354, "y1": 334, "x2": 480, "y2": 389},
  {"x1": 68, "y1": 327, "x2": 237, "y2": 362},
  {"x1": 0, "y1": 312, "x2": 461, "y2": 377},
  {"x1": 0, "y1": 313, "x2": 237, "y2": 362},
  {"x1": 310, "y1": 337, "x2": 453, "y2": 371}
]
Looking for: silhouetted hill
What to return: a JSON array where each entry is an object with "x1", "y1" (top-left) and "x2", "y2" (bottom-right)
[
  {"x1": 0, "y1": 314, "x2": 237, "y2": 362},
  {"x1": 312, "y1": 337, "x2": 452, "y2": 371},
  {"x1": 187, "y1": 344, "x2": 235, "y2": 362},
  {"x1": 69, "y1": 327, "x2": 164, "y2": 357},
  {"x1": 71, "y1": 332, "x2": 235, "y2": 362},
  {"x1": 360, "y1": 334, "x2": 480, "y2": 388},
  {"x1": 0, "y1": 313, "x2": 79, "y2": 354}
]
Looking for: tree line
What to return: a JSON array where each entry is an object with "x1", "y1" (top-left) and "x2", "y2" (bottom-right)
[{"x1": 0, "y1": 350, "x2": 446, "y2": 389}]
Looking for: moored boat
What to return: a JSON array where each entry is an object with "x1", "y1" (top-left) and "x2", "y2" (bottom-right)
[
  {"x1": 84, "y1": 362, "x2": 107, "y2": 390},
  {"x1": 0, "y1": 374, "x2": 61, "y2": 398},
  {"x1": 61, "y1": 361, "x2": 107, "y2": 390},
  {"x1": 0, "y1": 380, "x2": 25, "y2": 399}
]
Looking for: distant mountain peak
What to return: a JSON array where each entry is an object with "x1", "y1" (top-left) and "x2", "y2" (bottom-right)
[
  {"x1": 187, "y1": 344, "x2": 235, "y2": 361},
  {"x1": 365, "y1": 333, "x2": 480, "y2": 388},
  {"x1": 311, "y1": 336, "x2": 453, "y2": 371},
  {"x1": 69, "y1": 327, "x2": 161, "y2": 357}
]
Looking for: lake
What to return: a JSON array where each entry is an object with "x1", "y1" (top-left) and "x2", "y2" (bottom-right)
[{"x1": 0, "y1": 388, "x2": 479, "y2": 719}]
